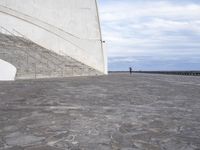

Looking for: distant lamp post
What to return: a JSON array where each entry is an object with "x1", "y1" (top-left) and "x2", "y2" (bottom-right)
[{"x1": 101, "y1": 40, "x2": 106, "y2": 43}]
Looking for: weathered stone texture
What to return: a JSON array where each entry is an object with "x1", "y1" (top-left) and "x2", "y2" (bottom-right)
[{"x1": 0, "y1": 73, "x2": 200, "y2": 149}]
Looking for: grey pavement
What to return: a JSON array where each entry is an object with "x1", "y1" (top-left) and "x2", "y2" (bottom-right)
[{"x1": 0, "y1": 73, "x2": 200, "y2": 150}]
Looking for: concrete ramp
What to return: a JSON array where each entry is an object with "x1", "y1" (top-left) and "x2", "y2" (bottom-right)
[{"x1": 0, "y1": 33, "x2": 101, "y2": 80}]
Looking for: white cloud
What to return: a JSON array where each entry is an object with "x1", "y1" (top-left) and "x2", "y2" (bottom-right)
[
  {"x1": 101, "y1": 1, "x2": 200, "y2": 22},
  {"x1": 99, "y1": 0, "x2": 200, "y2": 61}
]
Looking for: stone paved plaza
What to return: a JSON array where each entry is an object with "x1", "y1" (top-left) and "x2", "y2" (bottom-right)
[{"x1": 0, "y1": 73, "x2": 200, "y2": 150}]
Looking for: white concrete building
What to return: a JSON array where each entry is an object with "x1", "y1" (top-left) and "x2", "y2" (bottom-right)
[{"x1": 0, "y1": 0, "x2": 107, "y2": 80}]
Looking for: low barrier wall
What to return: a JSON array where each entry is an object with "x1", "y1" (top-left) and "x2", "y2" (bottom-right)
[{"x1": 109, "y1": 71, "x2": 200, "y2": 76}]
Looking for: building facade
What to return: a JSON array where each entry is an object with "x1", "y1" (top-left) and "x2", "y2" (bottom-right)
[{"x1": 0, "y1": 0, "x2": 107, "y2": 79}]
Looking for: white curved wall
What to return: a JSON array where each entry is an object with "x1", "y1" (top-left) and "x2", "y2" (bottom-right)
[
  {"x1": 0, "y1": 0, "x2": 107, "y2": 74},
  {"x1": 0, "y1": 59, "x2": 16, "y2": 81}
]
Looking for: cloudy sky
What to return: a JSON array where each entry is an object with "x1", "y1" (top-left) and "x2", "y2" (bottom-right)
[{"x1": 98, "y1": 0, "x2": 200, "y2": 71}]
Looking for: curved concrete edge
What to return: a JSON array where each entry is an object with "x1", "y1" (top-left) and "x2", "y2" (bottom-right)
[
  {"x1": 0, "y1": 2, "x2": 107, "y2": 74},
  {"x1": 95, "y1": 0, "x2": 108, "y2": 74},
  {"x1": 0, "y1": 59, "x2": 16, "y2": 81}
]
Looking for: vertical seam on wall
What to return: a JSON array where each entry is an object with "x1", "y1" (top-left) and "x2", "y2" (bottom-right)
[{"x1": 94, "y1": 0, "x2": 107, "y2": 74}]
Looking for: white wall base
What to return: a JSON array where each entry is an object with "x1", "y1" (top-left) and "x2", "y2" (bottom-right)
[{"x1": 0, "y1": 59, "x2": 16, "y2": 81}]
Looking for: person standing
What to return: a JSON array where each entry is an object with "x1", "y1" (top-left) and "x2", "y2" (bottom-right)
[{"x1": 129, "y1": 67, "x2": 132, "y2": 75}]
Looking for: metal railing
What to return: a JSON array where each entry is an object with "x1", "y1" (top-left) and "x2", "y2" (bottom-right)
[
  {"x1": 0, "y1": 26, "x2": 96, "y2": 78},
  {"x1": 134, "y1": 71, "x2": 200, "y2": 76},
  {"x1": 12, "y1": 28, "x2": 97, "y2": 76},
  {"x1": 0, "y1": 26, "x2": 62, "y2": 78},
  {"x1": 109, "y1": 71, "x2": 200, "y2": 76}
]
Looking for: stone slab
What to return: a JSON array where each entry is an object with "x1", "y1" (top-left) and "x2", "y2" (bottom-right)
[{"x1": 0, "y1": 73, "x2": 200, "y2": 149}]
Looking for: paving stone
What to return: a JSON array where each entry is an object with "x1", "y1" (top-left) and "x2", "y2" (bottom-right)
[
  {"x1": 0, "y1": 74, "x2": 200, "y2": 149},
  {"x1": 5, "y1": 132, "x2": 44, "y2": 146}
]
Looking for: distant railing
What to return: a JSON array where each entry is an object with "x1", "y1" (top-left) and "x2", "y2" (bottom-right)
[
  {"x1": 134, "y1": 71, "x2": 200, "y2": 76},
  {"x1": 109, "y1": 71, "x2": 200, "y2": 76}
]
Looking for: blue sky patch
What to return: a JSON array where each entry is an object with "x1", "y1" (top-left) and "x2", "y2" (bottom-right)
[{"x1": 98, "y1": 0, "x2": 200, "y2": 71}]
